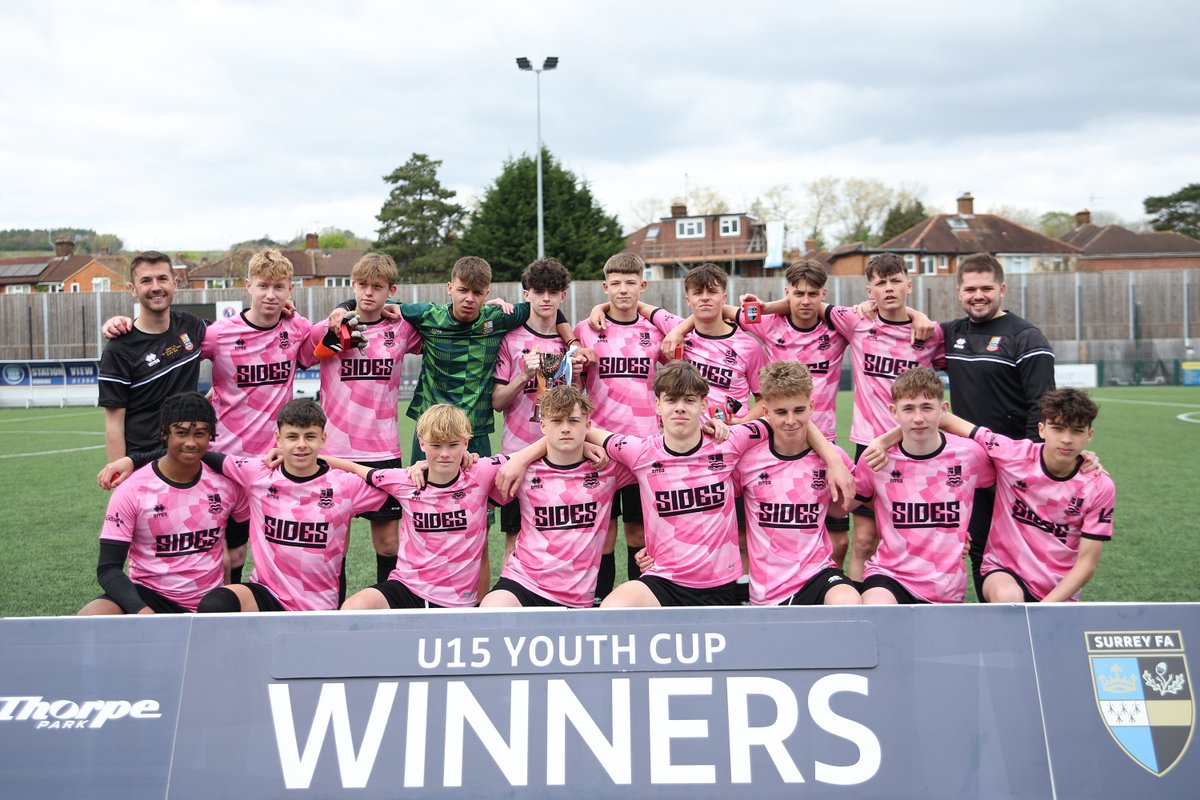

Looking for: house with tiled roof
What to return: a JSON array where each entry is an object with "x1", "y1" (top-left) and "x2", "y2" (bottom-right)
[
  {"x1": 623, "y1": 204, "x2": 775, "y2": 280},
  {"x1": 1060, "y1": 210, "x2": 1200, "y2": 271},
  {"x1": 0, "y1": 238, "x2": 129, "y2": 294},
  {"x1": 826, "y1": 193, "x2": 1080, "y2": 276},
  {"x1": 187, "y1": 234, "x2": 365, "y2": 289}
]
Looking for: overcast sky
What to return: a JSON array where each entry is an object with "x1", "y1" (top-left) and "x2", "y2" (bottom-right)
[{"x1": 3, "y1": 1, "x2": 1198, "y2": 251}]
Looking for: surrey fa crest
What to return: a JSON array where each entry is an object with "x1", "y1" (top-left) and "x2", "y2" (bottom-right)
[{"x1": 1087, "y1": 630, "x2": 1194, "y2": 775}]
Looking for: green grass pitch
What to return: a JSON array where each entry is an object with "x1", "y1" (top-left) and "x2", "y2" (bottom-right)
[{"x1": 1, "y1": 385, "x2": 1197, "y2": 616}]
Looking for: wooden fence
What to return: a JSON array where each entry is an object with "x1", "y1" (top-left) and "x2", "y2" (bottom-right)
[{"x1": 1, "y1": 270, "x2": 1197, "y2": 361}]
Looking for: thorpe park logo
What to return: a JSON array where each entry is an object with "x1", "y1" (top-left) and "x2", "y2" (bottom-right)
[
  {"x1": 266, "y1": 674, "x2": 881, "y2": 792},
  {"x1": 0, "y1": 696, "x2": 162, "y2": 730}
]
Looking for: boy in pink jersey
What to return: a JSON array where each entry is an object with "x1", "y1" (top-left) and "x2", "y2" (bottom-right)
[
  {"x1": 936, "y1": 389, "x2": 1115, "y2": 602},
  {"x1": 80, "y1": 393, "x2": 248, "y2": 615},
  {"x1": 482, "y1": 386, "x2": 636, "y2": 608},
  {"x1": 307, "y1": 253, "x2": 422, "y2": 585},
  {"x1": 577, "y1": 253, "x2": 684, "y2": 598},
  {"x1": 845, "y1": 368, "x2": 993, "y2": 604},
  {"x1": 190, "y1": 399, "x2": 390, "y2": 612},
  {"x1": 334, "y1": 405, "x2": 511, "y2": 609},
  {"x1": 492, "y1": 258, "x2": 574, "y2": 560},
  {"x1": 735, "y1": 362, "x2": 860, "y2": 606}
]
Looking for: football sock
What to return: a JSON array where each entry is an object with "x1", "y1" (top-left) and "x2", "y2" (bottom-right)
[
  {"x1": 626, "y1": 546, "x2": 642, "y2": 581},
  {"x1": 596, "y1": 552, "x2": 616, "y2": 598}
]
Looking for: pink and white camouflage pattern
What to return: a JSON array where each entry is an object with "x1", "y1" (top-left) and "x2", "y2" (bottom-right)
[
  {"x1": 575, "y1": 309, "x2": 683, "y2": 436},
  {"x1": 502, "y1": 457, "x2": 636, "y2": 607},
  {"x1": 305, "y1": 316, "x2": 421, "y2": 461},
  {"x1": 368, "y1": 456, "x2": 509, "y2": 608},
  {"x1": 753, "y1": 314, "x2": 849, "y2": 442},
  {"x1": 495, "y1": 325, "x2": 568, "y2": 454},
  {"x1": 735, "y1": 436, "x2": 854, "y2": 605},
  {"x1": 203, "y1": 312, "x2": 316, "y2": 456},
  {"x1": 855, "y1": 433, "x2": 994, "y2": 602},
  {"x1": 973, "y1": 426, "x2": 1116, "y2": 600},
  {"x1": 681, "y1": 325, "x2": 768, "y2": 418},
  {"x1": 100, "y1": 462, "x2": 246, "y2": 611},
  {"x1": 605, "y1": 421, "x2": 767, "y2": 588},
  {"x1": 827, "y1": 307, "x2": 945, "y2": 444},
  {"x1": 223, "y1": 457, "x2": 388, "y2": 611}
]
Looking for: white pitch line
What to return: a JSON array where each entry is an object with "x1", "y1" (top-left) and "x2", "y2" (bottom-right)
[
  {"x1": 0, "y1": 444, "x2": 106, "y2": 459},
  {"x1": 1095, "y1": 398, "x2": 1200, "y2": 409},
  {"x1": 0, "y1": 410, "x2": 101, "y2": 424},
  {"x1": 0, "y1": 430, "x2": 104, "y2": 436},
  {"x1": 1177, "y1": 412, "x2": 1200, "y2": 425}
]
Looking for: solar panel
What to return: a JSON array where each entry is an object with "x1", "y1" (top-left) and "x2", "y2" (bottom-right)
[{"x1": 0, "y1": 263, "x2": 47, "y2": 278}]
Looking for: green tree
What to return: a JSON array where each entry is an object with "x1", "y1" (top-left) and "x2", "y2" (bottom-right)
[
  {"x1": 1144, "y1": 184, "x2": 1200, "y2": 239},
  {"x1": 1039, "y1": 211, "x2": 1077, "y2": 238},
  {"x1": 92, "y1": 233, "x2": 124, "y2": 254},
  {"x1": 457, "y1": 148, "x2": 625, "y2": 281},
  {"x1": 318, "y1": 231, "x2": 349, "y2": 249},
  {"x1": 375, "y1": 153, "x2": 465, "y2": 280},
  {"x1": 881, "y1": 199, "x2": 928, "y2": 241}
]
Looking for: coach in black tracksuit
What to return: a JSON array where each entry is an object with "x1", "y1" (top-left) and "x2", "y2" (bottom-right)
[{"x1": 941, "y1": 253, "x2": 1056, "y2": 597}]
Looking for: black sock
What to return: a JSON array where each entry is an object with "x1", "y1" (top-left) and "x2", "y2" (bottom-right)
[
  {"x1": 338, "y1": 558, "x2": 348, "y2": 606},
  {"x1": 376, "y1": 553, "x2": 394, "y2": 584},
  {"x1": 229, "y1": 565, "x2": 243, "y2": 584},
  {"x1": 626, "y1": 545, "x2": 642, "y2": 581},
  {"x1": 596, "y1": 552, "x2": 616, "y2": 598},
  {"x1": 197, "y1": 587, "x2": 240, "y2": 613}
]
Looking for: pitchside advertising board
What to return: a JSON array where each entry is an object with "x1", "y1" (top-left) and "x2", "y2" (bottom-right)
[{"x1": 1, "y1": 605, "x2": 1195, "y2": 799}]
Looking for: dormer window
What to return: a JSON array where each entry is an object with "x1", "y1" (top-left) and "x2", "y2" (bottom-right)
[
  {"x1": 676, "y1": 219, "x2": 705, "y2": 238},
  {"x1": 719, "y1": 217, "x2": 741, "y2": 236}
]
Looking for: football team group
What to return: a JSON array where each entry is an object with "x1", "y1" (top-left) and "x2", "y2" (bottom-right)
[{"x1": 79, "y1": 245, "x2": 1115, "y2": 615}]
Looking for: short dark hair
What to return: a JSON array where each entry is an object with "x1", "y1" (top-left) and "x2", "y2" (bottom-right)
[
  {"x1": 784, "y1": 260, "x2": 828, "y2": 290},
  {"x1": 277, "y1": 399, "x2": 326, "y2": 430},
  {"x1": 653, "y1": 360, "x2": 709, "y2": 399},
  {"x1": 684, "y1": 262, "x2": 727, "y2": 294},
  {"x1": 521, "y1": 257, "x2": 571, "y2": 292},
  {"x1": 159, "y1": 392, "x2": 217, "y2": 441},
  {"x1": 1039, "y1": 388, "x2": 1099, "y2": 429},
  {"x1": 891, "y1": 367, "x2": 944, "y2": 402},
  {"x1": 451, "y1": 256, "x2": 492, "y2": 291},
  {"x1": 865, "y1": 252, "x2": 906, "y2": 281},
  {"x1": 957, "y1": 253, "x2": 1005, "y2": 285},
  {"x1": 131, "y1": 250, "x2": 172, "y2": 278}
]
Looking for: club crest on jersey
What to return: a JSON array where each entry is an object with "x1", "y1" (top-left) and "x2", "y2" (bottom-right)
[
  {"x1": 818, "y1": 333, "x2": 831, "y2": 351},
  {"x1": 1065, "y1": 496, "x2": 1084, "y2": 516},
  {"x1": 946, "y1": 465, "x2": 963, "y2": 487},
  {"x1": 583, "y1": 472, "x2": 599, "y2": 488},
  {"x1": 811, "y1": 469, "x2": 827, "y2": 490},
  {"x1": 724, "y1": 349, "x2": 738, "y2": 365},
  {"x1": 1087, "y1": 630, "x2": 1193, "y2": 776},
  {"x1": 234, "y1": 337, "x2": 246, "y2": 350},
  {"x1": 207, "y1": 493, "x2": 222, "y2": 514},
  {"x1": 180, "y1": 333, "x2": 195, "y2": 352},
  {"x1": 383, "y1": 331, "x2": 395, "y2": 348},
  {"x1": 481, "y1": 320, "x2": 495, "y2": 335},
  {"x1": 279, "y1": 331, "x2": 291, "y2": 350},
  {"x1": 707, "y1": 454, "x2": 726, "y2": 471},
  {"x1": 986, "y1": 336, "x2": 1003, "y2": 352},
  {"x1": 639, "y1": 332, "x2": 652, "y2": 348},
  {"x1": 317, "y1": 488, "x2": 334, "y2": 509}
]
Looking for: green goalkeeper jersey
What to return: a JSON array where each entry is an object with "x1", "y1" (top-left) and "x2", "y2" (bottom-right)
[{"x1": 399, "y1": 301, "x2": 532, "y2": 434}]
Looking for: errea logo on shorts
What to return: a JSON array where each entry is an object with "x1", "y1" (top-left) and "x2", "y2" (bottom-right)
[{"x1": 0, "y1": 696, "x2": 162, "y2": 730}]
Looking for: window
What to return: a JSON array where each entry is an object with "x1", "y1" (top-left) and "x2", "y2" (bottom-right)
[
  {"x1": 644, "y1": 226, "x2": 660, "y2": 240},
  {"x1": 70, "y1": 283, "x2": 80, "y2": 292},
  {"x1": 1006, "y1": 255, "x2": 1031, "y2": 274},
  {"x1": 48, "y1": 283, "x2": 63, "y2": 292},
  {"x1": 947, "y1": 217, "x2": 969, "y2": 229},
  {"x1": 676, "y1": 219, "x2": 705, "y2": 238},
  {"x1": 92, "y1": 277, "x2": 111, "y2": 292},
  {"x1": 324, "y1": 277, "x2": 352, "y2": 288},
  {"x1": 719, "y1": 217, "x2": 741, "y2": 236},
  {"x1": 205, "y1": 278, "x2": 232, "y2": 289},
  {"x1": 921, "y1": 256, "x2": 937, "y2": 275},
  {"x1": 904, "y1": 255, "x2": 917, "y2": 273},
  {"x1": 7, "y1": 284, "x2": 30, "y2": 294}
]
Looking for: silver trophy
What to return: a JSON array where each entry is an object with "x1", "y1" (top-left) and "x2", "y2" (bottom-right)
[{"x1": 529, "y1": 347, "x2": 575, "y2": 422}]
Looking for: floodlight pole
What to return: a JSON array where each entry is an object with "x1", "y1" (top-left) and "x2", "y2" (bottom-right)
[{"x1": 517, "y1": 57, "x2": 558, "y2": 258}]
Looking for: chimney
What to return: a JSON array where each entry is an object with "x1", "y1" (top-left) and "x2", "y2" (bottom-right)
[
  {"x1": 804, "y1": 238, "x2": 818, "y2": 253},
  {"x1": 305, "y1": 232, "x2": 320, "y2": 250},
  {"x1": 54, "y1": 236, "x2": 75, "y2": 258},
  {"x1": 956, "y1": 193, "x2": 974, "y2": 215},
  {"x1": 670, "y1": 203, "x2": 688, "y2": 218},
  {"x1": 1075, "y1": 209, "x2": 1091, "y2": 227}
]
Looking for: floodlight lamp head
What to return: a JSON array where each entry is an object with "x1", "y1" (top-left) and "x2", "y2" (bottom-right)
[
  {"x1": 516, "y1": 57, "x2": 533, "y2": 71},
  {"x1": 543, "y1": 57, "x2": 559, "y2": 70}
]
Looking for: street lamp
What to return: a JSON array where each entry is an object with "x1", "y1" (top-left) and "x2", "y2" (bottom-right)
[{"x1": 515, "y1": 56, "x2": 558, "y2": 258}]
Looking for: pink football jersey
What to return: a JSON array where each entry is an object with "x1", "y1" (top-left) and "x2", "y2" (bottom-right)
[
  {"x1": 605, "y1": 421, "x2": 767, "y2": 588},
  {"x1": 754, "y1": 313, "x2": 849, "y2": 442},
  {"x1": 575, "y1": 309, "x2": 684, "y2": 437},
  {"x1": 100, "y1": 462, "x2": 246, "y2": 611},
  {"x1": 305, "y1": 317, "x2": 421, "y2": 461},
  {"x1": 502, "y1": 457, "x2": 636, "y2": 607},
  {"x1": 735, "y1": 435, "x2": 854, "y2": 605},
  {"x1": 973, "y1": 426, "x2": 1116, "y2": 600},
  {"x1": 680, "y1": 325, "x2": 768, "y2": 418},
  {"x1": 494, "y1": 325, "x2": 569, "y2": 454},
  {"x1": 368, "y1": 456, "x2": 509, "y2": 608},
  {"x1": 855, "y1": 433, "x2": 994, "y2": 602},
  {"x1": 827, "y1": 307, "x2": 945, "y2": 444},
  {"x1": 222, "y1": 457, "x2": 389, "y2": 611}
]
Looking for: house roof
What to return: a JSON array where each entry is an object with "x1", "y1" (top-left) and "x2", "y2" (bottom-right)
[
  {"x1": 39, "y1": 255, "x2": 103, "y2": 284},
  {"x1": 1060, "y1": 224, "x2": 1200, "y2": 256},
  {"x1": 0, "y1": 256, "x2": 52, "y2": 286},
  {"x1": 189, "y1": 248, "x2": 366, "y2": 280},
  {"x1": 881, "y1": 214, "x2": 1079, "y2": 255}
]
